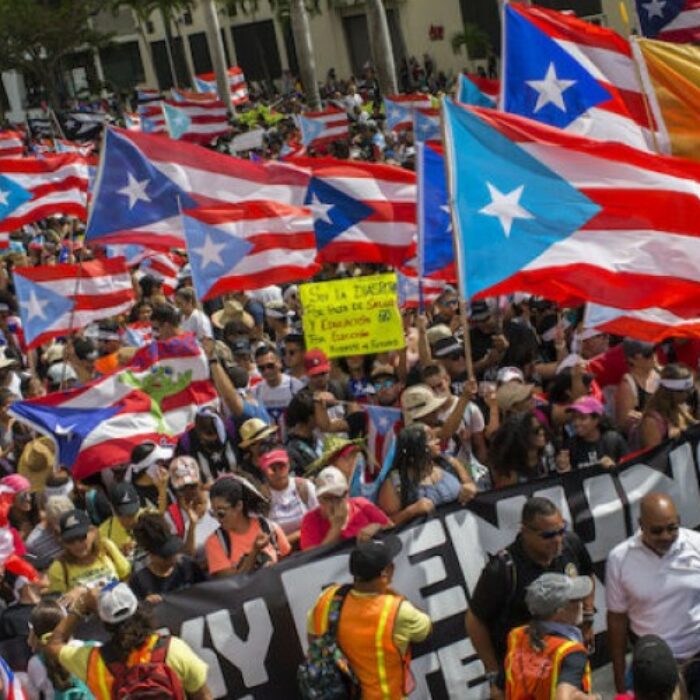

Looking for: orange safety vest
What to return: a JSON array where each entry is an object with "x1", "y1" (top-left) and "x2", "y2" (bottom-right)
[
  {"x1": 85, "y1": 633, "x2": 161, "y2": 700},
  {"x1": 504, "y1": 625, "x2": 591, "y2": 700},
  {"x1": 311, "y1": 585, "x2": 411, "y2": 700}
]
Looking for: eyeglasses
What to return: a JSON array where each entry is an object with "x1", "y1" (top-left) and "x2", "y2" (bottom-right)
[
  {"x1": 210, "y1": 507, "x2": 232, "y2": 520},
  {"x1": 443, "y1": 299, "x2": 459, "y2": 307},
  {"x1": 257, "y1": 362, "x2": 277, "y2": 372},
  {"x1": 373, "y1": 378, "x2": 396, "y2": 390},
  {"x1": 525, "y1": 522, "x2": 568, "y2": 540},
  {"x1": 648, "y1": 523, "x2": 680, "y2": 536}
]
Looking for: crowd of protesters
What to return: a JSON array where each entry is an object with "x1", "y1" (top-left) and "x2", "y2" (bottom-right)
[{"x1": 0, "y1": 54, "x2": 696, "y2": 700}]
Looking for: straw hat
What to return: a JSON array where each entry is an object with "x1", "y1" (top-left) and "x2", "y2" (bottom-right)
[
  {"x1": 211, "y1": 300, "x2": 255, "y2": 331},
  {"x1": 305, "y1": 434, "x2": 365, "y2": 475},
  {"x1": 18, "y1": 436, "x2": 56, "y2": 493},
  {"x1": 400, "y1": 384, "x2": 448, "y2": 424},
  {"x1": 239, "y1": 418, "x2": 278, "y2": 449}
]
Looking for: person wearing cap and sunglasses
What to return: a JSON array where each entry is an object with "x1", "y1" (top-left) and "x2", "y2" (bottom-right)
[
  {"x1": 44, "y1": 581, "x2": 213, "y2": 699},
  {"x1": 467, "y1": 498, "x2": 594, "y2": 699},
  {"x1": 639, "y1": 363, "x2": 697, "y2": 450},
  {"x1": 503, "y1": 573, "x2": 600, "y2": 700},
  {"x1": 606, "y1": 492, "x2": 700, "y2": 699}
]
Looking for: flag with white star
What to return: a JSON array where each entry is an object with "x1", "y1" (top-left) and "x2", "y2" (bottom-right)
[
  {"x1": 181, "y1": 201, "x2": 320, "y2": 300},
  {"x1": 635, "y1": 0, "x2": 700, "y2": 42},
  {"x1": 59, "y1": 111, "x2": 106, "y2": 142},
  {"x1": 298, "y1": 108, "x2": 349, "y2": 148},
  {"x1": 457, "y1": 74, "x2": 499, "y2": 108},
  {"x1": 384, "y1": 94, "x2": 432, "y2": 131},
  {"x1": 13, "y1": 257, "x2": 135, "y2": 349},
  {"x1": 443, "y1": 97, "x2": 700, "y2": 315},
  {"x1": 503, "y1": 3, "x2": 667, "y2": 152},
  {"x1": 414, "y1": 108, "x2": 441, "y2": 143}
]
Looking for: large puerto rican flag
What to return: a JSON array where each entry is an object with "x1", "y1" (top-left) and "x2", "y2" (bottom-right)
[
  {"x1": 443, "y1": 98, "x2": 700, "y2": 316},
  {"x1": 86, "y1": 127, "x2": 309, "y2": 249},
  {"x1": 503, "y1": 3, "x2": 667, "y2": 152},
  {"x1": 10, "y1": 334, "x2": 218, "y2": 480}
]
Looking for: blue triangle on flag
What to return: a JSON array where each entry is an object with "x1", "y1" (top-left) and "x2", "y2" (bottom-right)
[
  {"x1": 162, "y1": 102, "x2": 192, "y2": 140},
  {"x1": 299, "y1": 115, "x2": 326, "y2": 146},
  {"x1": 384, "y1": 99, "x2": 411, "y2": 130},
  {"x1": 457, "y1": 74, "x2": 496, "y2": 108},
  {"x1": 443, "y1": 99, "x2": 601, "y2": 298},
  {"x1": 0, "y1": 174, "x2": 32, "y2": 221},
  {"x1": 182, "y1": 214, "x2": 254, "y2": 300},
  {"x1": 14, "y1": 273, "x2": 75, "y2": 346},
  {"x1": 86, "y1": 128, "x2": 198, "y2": 240},
  {"x1": 636, "y1": 0, "x2": 684, "y2": 36},
  {"x1": 304, "y1": 177, "x2": 374, "y2": 250},
  {"x1": 141, "y1": 117, "x2": 158, "y2": 133},
  {"x1": 365, "y1": 405, "x2": 402, "y2": 436},
  {"x1": 414, "y1": 111, "x2": 441, "y2": 142},
  {"x1": 194, "y1": 77, "x2": 212, "y2": 93},
  {"x1": 504, "y1": 5, "x2": 612, "y2": 129}
]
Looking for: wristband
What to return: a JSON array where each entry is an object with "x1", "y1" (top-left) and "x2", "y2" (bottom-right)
[{"x1": 208, "y1": 357, "x2": 220, "y2": 365}]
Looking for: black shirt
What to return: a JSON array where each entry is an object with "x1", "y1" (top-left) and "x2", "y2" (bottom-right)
[
  {"x1": 567, "y1": 430, "x2": 628, "y2": 470},
  {"x1": 470, "y1": 321, "x2": 540, "y2": 380},
  {"x1": 129, "y1": 556, "x2": 206, "y2": 599},
  {"x1": 469, "y1": 532, "x2": 593, "y2": 664}
]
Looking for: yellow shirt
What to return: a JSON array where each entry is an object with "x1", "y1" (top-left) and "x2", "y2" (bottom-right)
[
  {"x1": 47, "y1": 537, "x2": 131, "y2": 593},
  {"x1": 58, "y1": 636, "x2": 208, "y2": 695},
  {"x1": 307, "y1": 588, "x2": 432, "y2": 654},
  {"x1": 98, "y1": 508, "x2": 153, "y2": 551}
]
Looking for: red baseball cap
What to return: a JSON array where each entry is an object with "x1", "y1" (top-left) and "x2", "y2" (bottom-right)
[{"x1": 304, "y1": 349, "x2": 331, "y2": 376}]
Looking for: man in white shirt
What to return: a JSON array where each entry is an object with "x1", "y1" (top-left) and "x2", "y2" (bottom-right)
[
  {"x1": 606, "y1": 492, "x2": 700, "y2": 698},
  {"x1": 252, "y1": 344, "x2": 304, "y2": 438},
  {"x1": 175, "y1": 287, "x2": 213, "y2": 340}
]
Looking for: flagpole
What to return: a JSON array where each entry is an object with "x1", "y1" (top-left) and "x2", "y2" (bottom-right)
[
  {"x1": 60, "y1": 245, "x2": 84, "y2": 391},
  {"x1": 439, "y1": 96, "x2": 475, "y2": 382}
]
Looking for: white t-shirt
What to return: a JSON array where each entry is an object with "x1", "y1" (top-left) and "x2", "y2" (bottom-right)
[
  {"x1": 269, "y1": 477, "x2": 318, "y2": 535},
  {"x1": 252, "y1": 374, "x2": 304, "y2": 436},
  {"x1": 180, "y1": 309, "x2": 213, "y2": 339},
  {"x1": 439, "y1": 398, "x2": 485, "y2": 464},
  {"x1": 606, "y1": 527, "x2": 700, "y2": 658}
]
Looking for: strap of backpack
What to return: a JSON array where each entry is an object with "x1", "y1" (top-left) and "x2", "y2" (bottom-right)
[
  {"x1": 326, "y1": 584, "x2": 353, "y2": 637},
  {"x1": 149, "y1": 634, "x2": 171, "y2": 664},
  {"x1": 258, "y1": 516, "x2": 279, "y2": 555},
  {"x1": 216, "y1": 527, "x2": 231, "y2": 559}
]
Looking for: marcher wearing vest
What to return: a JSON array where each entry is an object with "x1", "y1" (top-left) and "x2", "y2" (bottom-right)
[
  {"x1": 504, "y1": 573, "x2": 599, "y2": 700},
  {"x1": 44, "y1": 581, "x2": 212, "y2": 700},
  {"x1": 306, "y1": 535, "x2": 432, "y2": 700}
]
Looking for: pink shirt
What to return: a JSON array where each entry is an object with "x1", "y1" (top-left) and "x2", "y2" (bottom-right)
[{"x1": 299, "y1": 497, "x2": 391, "y2": 551}]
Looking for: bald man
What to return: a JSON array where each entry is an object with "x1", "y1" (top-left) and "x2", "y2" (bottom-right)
[{"x1": 606, "y1": 493, "x2": 700, "y2": 698}]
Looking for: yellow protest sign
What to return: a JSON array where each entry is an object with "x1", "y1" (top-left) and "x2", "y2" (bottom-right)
[{"x1": 300, "y1": 273, "x2": 405, "y2": 358}]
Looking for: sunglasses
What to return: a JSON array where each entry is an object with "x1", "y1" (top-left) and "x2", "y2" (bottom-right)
[
  {"x1": 373, "y1": 378, "x2": 396, "y2": 390},
  {"x1": 257, "y1": 362, "x2": 277, "y2": 372},
  {"x1": 526, "y1": 522, "x2": 568, "y2": 540},
  {"x1": 648, "y1": 523, "x2": 680, "y2": 536}
]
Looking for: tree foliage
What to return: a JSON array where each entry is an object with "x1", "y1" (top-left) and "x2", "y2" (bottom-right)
[
  {"x1": 451, "y1": 22, "x2": 492, "y2": 61},
  {"x1": 0, "y1": 0, "x2": 110, "y2": 106}
]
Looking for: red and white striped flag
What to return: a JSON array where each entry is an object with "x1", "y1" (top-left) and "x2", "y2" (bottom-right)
[
  {"x1": 0, "y1": 155, "x2": 89, "y2": 248},
  {"x1": 384, "y1": 94, "x2": 433, "y2": 131},
  {"x1": 0, "y1": 130, "x2": 24, "y2": 158},
  {"x1": 194, "y1": 67, "x2": 249, "y2": 106},
  {"x1": 171, "y1": 88, "x2": 218, "y2": 104},
  {"x1": 14, "y1": 257, "x2": 135, "y2": 349},
  {"x1": 299, "y1": 108, "x2": 350, "y2": 148},
  {"x1": 140, "y1": 251, "x2": 185, "y2": 296},
  {"x1": 396, "y1": 271, "x2": 447, "y2": 309},
  {"x1": 161, "y1": 98, "x2": 232, "y2": 145},
  {"x1": 137, "y1": 104, "x2": 166, "y2": 134},
  {"x1": 182, "y1": 201, "x2": 320, "y2": 299}
]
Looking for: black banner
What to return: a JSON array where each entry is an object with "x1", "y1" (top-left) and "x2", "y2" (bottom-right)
[{"x1": 148, "y1": 426, "x2": 700, "y2": 699}]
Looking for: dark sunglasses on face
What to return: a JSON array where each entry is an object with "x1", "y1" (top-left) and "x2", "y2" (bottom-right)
[
  {"x1": 257, "y1": 362, "x2": 277, "y2": 372},
  {"x1": 648, "y1": 522, "x2": 680, "y2": 536},
  {"x1": 527, "y1": 522, "x2": 568, "y2": 540},
  {"x1": 373, "y1": 378, "x2": 396, "y2": 390}
]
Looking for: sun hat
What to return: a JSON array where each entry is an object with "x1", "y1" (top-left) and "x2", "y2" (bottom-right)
[
  {"x1": 400, "y1": 384, "x2": 448, "y2": 424},
  {"x1": 18, "y1": 437, "x2": 56, "y2": 493},
  {"x1": 239, "y1": 418, "x2": 278, "y2": 449}
]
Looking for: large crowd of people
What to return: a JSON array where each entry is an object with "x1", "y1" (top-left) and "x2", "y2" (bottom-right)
[{"x1": 0, "y1": 55, "x2": 697, "y2": 700}]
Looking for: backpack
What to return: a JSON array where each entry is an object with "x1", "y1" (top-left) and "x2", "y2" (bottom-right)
[
  {"x1": 297, "y1": 585, "x2": 361, "y2": 700},
  {"x1": 100, "y1": 634, "x2": 186, "y2": 700},
  {"x1": 38, "y1": 654, "x2": 94, "y2": 700}
]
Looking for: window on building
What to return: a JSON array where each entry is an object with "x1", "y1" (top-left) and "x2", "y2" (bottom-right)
[
  {"x1": 99, "y1": 41, "x2": 145, "y2": 90},
  {"x1": 146, "y1": 20, "x2": 155, "y2": 34},
  {"x1": 189, "y1": 32, "x2": 212, "y2": 75},
  {"x1": 182, "y1": 10, "x2": 193, "y2": 26},
  {"x1": 231, "y1": 20, "x2": 282, "y2": 84}
]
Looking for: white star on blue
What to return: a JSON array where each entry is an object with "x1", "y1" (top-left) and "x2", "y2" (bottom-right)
[
  {"x1": 14, "y1": 274, "x2": 74, "y2": 347},
  {"x1": 0, "y1": 174, "x2": 31, "y2": 221},
  {"x1": 163, "y1": 103, "x2": 192, "y2": 140},
  {"x1": 299, "y1": 115, "x2": 326, "y2": 146}
]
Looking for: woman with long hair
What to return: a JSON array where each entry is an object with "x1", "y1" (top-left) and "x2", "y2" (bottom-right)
[
  {"x1": 378, "y1": 423, "x2": 478, "y2": 525},
  {"x1": 640, "y1": 363, "x2": 697, "y2": 449},
  {"x1": 489, "y1": 411, "x2": 557, "y2": 488},
  {"x1": 204, "y1": 475, "x2": 291, "y2": 578}
]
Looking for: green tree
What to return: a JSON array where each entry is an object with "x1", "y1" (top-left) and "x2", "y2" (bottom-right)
[
  {"x1": 451, "y1": 22, "x2": 492, "y2": 66},
  {"x1": 0, "y1": 0, "x2": 109, "y2": 107}
]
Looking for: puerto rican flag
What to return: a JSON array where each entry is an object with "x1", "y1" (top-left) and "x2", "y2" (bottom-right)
[
  {"x1": 443, "y1": 99, "x2": 700, "y2": 315},
  {"x1": 0, "y1": 155, "x2": 89, "y2": 248},
  {"x1": 457, "y1": 74, "x2": 499, "y2": 107},
  {"x1": 0, "y1": 656, "x2": 26, "y2": 700},
  {"x1": 13, "y1": 257, "x2": 135, "y2": 349},
  {"x1": 584, "y1": 303, "x2": 700, "y2": 342},
  {"x1": 396, "y1": 271, "x2": 447, "y2": 310},
  {"x1": 299, "y1": 108, "x2": 350, "y2": 148},
  {"x1": 635, "y1": 0, "x2": 700, "y2": 43},
  {"x1": 182, "y1": 201, "x2": 320, "y2": 299},
  {"x1": 161, "y1": 99, "x2": 232, "y2": 144},
  {"x1": 364, "y1": 405, "x2": 402, "y2": 480},
  {"x1": 137, "y1": 103, "x2": 166, "y2": 134},
  {"x1": 384, "y1": 94, "x2": 433, "y2": 131},
  {"x1": 0, "y1": 130, "x2": 24, "y2": 158},
  {"x1": 503, "y1": 3, "x2": 667, "y2": 152},
  {"x1": 140, "y1": 251, "x2": 185, "y2": 296},
  {"x1": 194, "y1": 67, "x2": 249, "y2": 106},
  {"x1": 291, "y1": 156, "x2": 416, "y2": 266},
  {"x1": 170, "y1": 88, "x2": 218, "y2": 103},
  {"x1": 414, "y1": 108, "x2": 441, "y2": 142},
  {"x1": 137, "y1": 87, "x2": 161, "y2": 103},
  {"x1": 86, "y1": 127, "x2": 310, "y2": 250},
  {"x1": 10, "y1": 334, "x2": 217, "y2": 480}
]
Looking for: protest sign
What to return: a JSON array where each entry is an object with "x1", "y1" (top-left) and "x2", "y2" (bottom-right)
[
  {"x1": 299, "y1": 273, "x2": 405, "y2": 358},
  {"x1": 145, "y1": 426, "x2": 700, "y2": 699}
]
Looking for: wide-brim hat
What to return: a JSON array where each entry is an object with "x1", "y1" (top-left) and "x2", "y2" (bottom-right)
[
  {"x1": 239, "y1": 418, "x2": 278, "y2": 448},
  {"x1": 305, "y1": 434, "x2": 365, "y2": 475},
  {"x1": 18, "y1": 436, "x2": 56, "y2": 493},
  {"x1": 211, "y1": 300, "x2": 255, "y2": 330}
]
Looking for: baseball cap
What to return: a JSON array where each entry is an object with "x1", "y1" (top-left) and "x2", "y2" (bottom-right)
[
  {"x1": 304, "y1": 349, "x2": 331, "y2": 376},
  {"x1": 433, "y1": 336, "x2": 463, "y2": 359},
  {"x1": 567, "y1": 396, "x2": 604, "y2": 416},
  {"x1": 401, "y1": 384, "x2": 448, "y2": 424},
  {"x1": 525, "y1": 573, "x2": 593, "y2": 618},
  {"x1": 496, "y1": 382, "x2": 534, "y2": 412},
  {"x1": 169, "y1": 455, "x2": 200, "y2": 490},
  {"x1": 98, "y1": 581, "x2": 138, "y2": 624},
  {"x1": 470, "y1": 299, "x2": 492, "y2": 321},
  {"x1": 59, "y1": 509, "x2": 90, "y2": 541},
  {"x1": 265, "y1": 300, "x2": 289, "y2": 319},
  {"x1": 632, "y1": 635, "x2": 679, "y2": 698},
  {"x1": 230, "y1": 337, "x2": 251, "y2": 355},
  {"x1": 109, "y1": 482, "x2": 140, "y2": 516},
  {"x1": 349, "y1": 535, "x2": 402, "y2": 582},
  {"x1": 46, "y1": 362, "x2": 78, "y2": 386},
  {"x1": 622, "y1": 338, "x2": 656, "y2": 358},
  {"x1": 425, "y1": 324, "x2": 452, "y2": 347},
  {"x1": 370, "y1": 363, "x2": 397, "y2": 380},
  {"x1": 73, "y1": 337, "x2": 98, "y2": 362},
  {"x1": 315, "y1": 466, "x2": 348, "y2": 498},
  {"x1": 130, "y1": 441, "x2": 174, "y2": 472},
  {"x1": 496, "y1": 366, "x2": 525, "y2": 385}
]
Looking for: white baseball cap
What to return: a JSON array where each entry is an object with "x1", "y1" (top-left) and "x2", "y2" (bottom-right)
[
  {"x1": 98, "y1": 581, "x2": 138, "y2": 624},
  {"x1": 315, "y1": 466, "x2": 348, "y2": 498}
]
